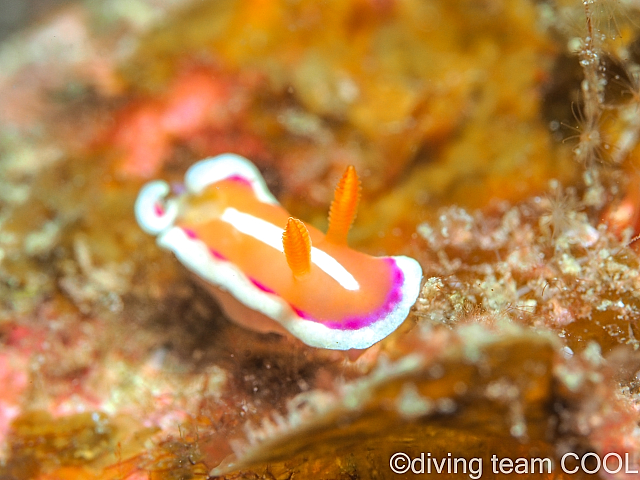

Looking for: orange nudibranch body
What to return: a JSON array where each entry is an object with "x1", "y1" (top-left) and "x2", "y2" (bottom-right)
[{"x1": 135, "y1": 154, "x2": 422, "y2": 350}]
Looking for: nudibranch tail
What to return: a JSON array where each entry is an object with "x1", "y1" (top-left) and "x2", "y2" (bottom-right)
[
  {"x1": 325, "y1": 165, "x2": 361, "y2": 245},
  {"x1": 282, "y1": 217, "x2": 312, "y2": 277},
  {"x1": 284, "y1": 254, "x2": 423, "y2": 350},
  {"x1": 134, "y1": 180, "x2": 179, "y2": 235}
]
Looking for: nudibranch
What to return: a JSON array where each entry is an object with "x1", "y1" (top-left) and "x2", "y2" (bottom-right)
[{"x1": 135, "y1": 154, "x2": 422, "y2": 350}]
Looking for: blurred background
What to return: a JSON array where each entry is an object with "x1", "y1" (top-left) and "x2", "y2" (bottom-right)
[{"x1": 0, "y1": 0, "x2": 71, "y2": 41}]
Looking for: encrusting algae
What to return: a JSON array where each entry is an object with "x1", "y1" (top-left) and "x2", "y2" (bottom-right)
[{"x1": 1, "y1": 0, "x2": 640, "y2": 479}]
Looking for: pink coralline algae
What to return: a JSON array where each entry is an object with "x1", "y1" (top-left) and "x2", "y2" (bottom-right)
[{"x1": 106, "y1": 68, "x2": 267, "y2": 178}]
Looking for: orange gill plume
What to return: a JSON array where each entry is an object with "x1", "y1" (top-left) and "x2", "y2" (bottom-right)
[
  {"x1": 282, "y1": 217, "x2": 312, "y2": 277},
  {"x1": 325, "y1": 165, "x2": 361, "y2": 245}
]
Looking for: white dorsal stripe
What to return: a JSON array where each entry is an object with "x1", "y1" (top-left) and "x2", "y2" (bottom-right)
[{"x1": 220, "y1": 208, "x2": 360, "y2": 291}]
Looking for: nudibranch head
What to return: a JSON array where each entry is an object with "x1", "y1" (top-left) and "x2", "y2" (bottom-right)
[{"x1": 135, "y1": 153, "x2": 423, "y2": 350}]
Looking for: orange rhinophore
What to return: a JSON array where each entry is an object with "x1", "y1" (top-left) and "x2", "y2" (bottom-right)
[
  {"x1": 326, "y1": 165, "x2": 361, "y2": 245},
  {"x1": 283, "y1": 217, "x2": 312, "y2": 277},
  {"x1": 135, "y1": 154, "x2": 422, "y2": 350}
]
